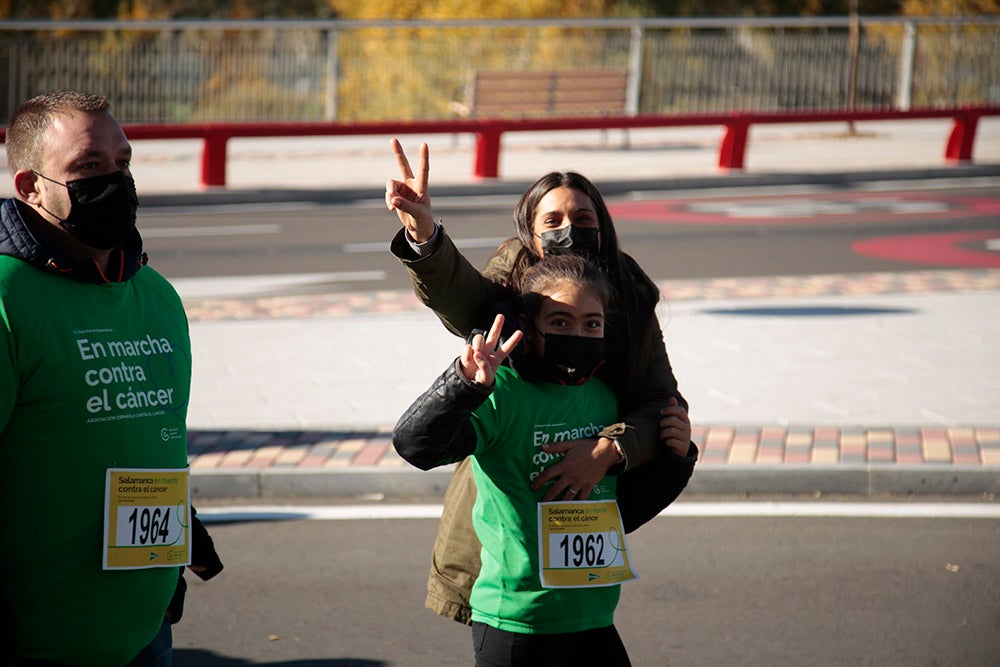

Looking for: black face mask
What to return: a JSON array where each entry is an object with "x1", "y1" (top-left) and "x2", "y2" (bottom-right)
[
  {"x1": 520, "y1": 332, "x2": 606, "y2": 386},
  {"x1": 34, "y1": 170, "x2": 138, "y2": 250},
  {"x1": 538, "y1": 225, "x2": 600, "y2": 261}
]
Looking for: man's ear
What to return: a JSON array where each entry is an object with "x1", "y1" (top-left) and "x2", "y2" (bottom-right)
[{"x1": 13, "y1": 170, "x2": 41, "y2": 204}]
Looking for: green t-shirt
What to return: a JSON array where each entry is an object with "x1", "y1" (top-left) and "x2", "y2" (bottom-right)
[
  {"x1": 0, "y1": 257, "x2": 191, "y2": 666},
  {"x1": 469, "y1": 365, "x2": 621, "y2": 635}
]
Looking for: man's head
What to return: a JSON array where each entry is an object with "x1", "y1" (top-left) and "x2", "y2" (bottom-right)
[
  {"x1": 7, "y1": 91, "x2": 137, "y2": 252},
  {"x1": 7, "y1": 91, "x2": 119, "y2": 176}
]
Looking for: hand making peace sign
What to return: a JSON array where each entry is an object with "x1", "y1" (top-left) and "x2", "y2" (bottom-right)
[
  {"x1": 459, "y1": 314, "x2": 523, "y2": 386},
  {"x1": 385, "y1": 138, "x2": 436, "y2": 243}
]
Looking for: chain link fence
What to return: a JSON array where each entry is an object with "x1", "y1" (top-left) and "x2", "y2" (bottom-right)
[{"x1": 2, "y1": 17, "x2": 997, "y2": 124}]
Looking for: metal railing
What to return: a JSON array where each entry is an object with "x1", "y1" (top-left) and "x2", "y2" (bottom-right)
[{"x1": 2, "y1": 16, "x2": 998, "y2": 124}]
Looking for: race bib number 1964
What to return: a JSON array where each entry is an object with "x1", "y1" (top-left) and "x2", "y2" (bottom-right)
[{"x1": 103, "y1": 468, "x2": 191, "y2": 570}]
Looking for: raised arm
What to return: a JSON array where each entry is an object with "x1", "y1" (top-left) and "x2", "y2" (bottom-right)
[
  {"x1": 392, "y1": 315, "x2": 522, "y2": 470},
  {"x1": 386, "y1": 138, "x2": 435, "y2": 243},
  {"x1": 387, "y1": 139, "x2": 514, "y2": 337}
]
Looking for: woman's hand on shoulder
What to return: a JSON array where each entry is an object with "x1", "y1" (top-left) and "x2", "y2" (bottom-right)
[
  {"x1": 459, "y1": 314, "x2": 523, "y2": 386},
  {"x1": 385, "y1": 138, "x2": 436, "y2": 243}
]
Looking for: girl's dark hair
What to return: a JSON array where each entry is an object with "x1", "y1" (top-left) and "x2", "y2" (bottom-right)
[
  {"x1": 521, "y1": 255, "x2": 613, "y2": 324},
  {"x1": 488, "y1": 171, "x2": 660, "y2": 398}
]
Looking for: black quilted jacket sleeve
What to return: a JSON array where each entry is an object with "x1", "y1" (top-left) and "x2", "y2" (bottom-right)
[{"x1": 392, "y1": 359, "x2": 494, "y2": 471}]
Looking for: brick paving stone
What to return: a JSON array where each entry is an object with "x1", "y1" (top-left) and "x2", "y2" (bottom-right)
[
  {"x1": 756, "y1": 448, "x2": 784, "y2": 464},
  {"x1": 813, "y1": 427, "x2": 839, "y2": 442},
  {"x1": 728, "y1": 430, "x2": 758, "y2": 464},
  {"x1": 377, "y1": 448, "x2": 408, "y2": 467},
  {"x1": 786, "y1": 430, "x2": 814, "y2": 448},
  {"x1": 948, "y1": 428, "x2": 982, "y2": 463},
  {"x1": 703, "y1": 427, "x2": 734, "y2": 462},
  {"x1": 185, "y1": 269, "x2": 1000, "y2": 322},
  {"x1": 976, "y1": 428, "x2": 1000, "y2": 445},
  {"x1": 948, "y1": 427, "x2": 977, "y2": 443},
  {"x1": 867, "y1": 429, "x2": 895, "y2": 443},
  {"x1": 784, "y1": 450, "x2": 812, "y2": 464},
  {"x1": 244, "y1": 444, "x2": 284, "y2": 468},
  {"x1": 950, "y1": 444, "x2": 982, "y2": 461},
  {"x1": 895, "y1": 431, "x2": 922, "y2": 457},
  {"x1": 218, "y1": 450, "x2": 254, "y2": 468},
  {"x1": 839, "y1": 431, "x2": 868, "y2": 464},
  {"x1": 324, "y1": 456, "x2": 353, "y2": 468},
  {"x1": 867, "y1": 447, "x2": 897, "y2": 463},
  {"x1": 353, "y1": 442, "x2": 389, "y2": 467},
  {"x1": 190, "y1": 452, "x2": 225, "y2": 469},
  {"x1": 274, "y1": 445, "x2": 310, "y2": 466},
  {"x1": 952, "y1": 452, "x2": 983, "y2": 465},
  {"x1": 981, "y1": 449, "x2": 1000, "y2": 465},
  {"x1": 302, "y1": 444, "x2": 340, "y2": 459},
  {"x1": 810, "y1": 447, "x2": 839, "y2": 464},
  {"x1": 921, "y1": 428, "x2": 952, "y2": 463},
  {"x1": 325, "y1": 437, "x2": 367, "y2": 466},
  {"x1": 298, "y1": 453, "x2": 332, "y2": 468}
]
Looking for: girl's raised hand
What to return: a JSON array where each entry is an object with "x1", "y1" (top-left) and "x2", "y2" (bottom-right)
[
  {"x1": 459, "y1": 314, "x2": 523, "y2": 386},
  {"x1": 385, "y1": 138, "x2": 436, "y2": 243}
]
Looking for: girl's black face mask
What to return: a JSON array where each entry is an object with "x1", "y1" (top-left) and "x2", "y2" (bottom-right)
[
  {"x1": 518, "y1": 332, "x2": 606, "y2": 386},
  {"x1": 34, "y1": 170, "x2": 138, "y2": 250},
  {"x1": 538, "y1": 225, "x2": 600, "y2": 261}
]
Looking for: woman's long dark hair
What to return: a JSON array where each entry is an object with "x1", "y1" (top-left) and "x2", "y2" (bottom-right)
[{"x1": 492, "y1": 171, "x2": 660, "y2": 398}]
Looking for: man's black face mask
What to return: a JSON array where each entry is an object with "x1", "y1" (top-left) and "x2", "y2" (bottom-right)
[{"x1": 34, "y1": 170, "x2": 138, "y2": 250}]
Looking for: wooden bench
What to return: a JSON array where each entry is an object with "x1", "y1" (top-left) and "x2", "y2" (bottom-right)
[{"x1": 450, "y1": 68, "x2": 630, "y2": 118}]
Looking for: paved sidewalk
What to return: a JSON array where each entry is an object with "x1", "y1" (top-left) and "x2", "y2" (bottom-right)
[{"x1": 183, "y1": 268, "x2": 1000, "y2": 500}]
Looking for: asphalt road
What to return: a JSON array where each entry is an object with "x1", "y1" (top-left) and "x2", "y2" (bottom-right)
[
  {"x1": 154, "y1": 181, "x2": 1000, "y2": 664},
  {"x1": 139, "y1": 181, "x2": 1000, "y2": 297},
  {"x1": 172, "y1": 501, "x2": 1000, "y2": 666}
]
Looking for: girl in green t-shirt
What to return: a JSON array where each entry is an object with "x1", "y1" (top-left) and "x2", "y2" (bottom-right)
[{"x1": 395, "y1": 255, "x2": 638, "y2": 666}]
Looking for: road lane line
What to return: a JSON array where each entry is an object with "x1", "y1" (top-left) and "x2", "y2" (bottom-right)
[
  {"x1": 171, "y1": 271, "x2": 385, "y2": 299},
  {"x1": 141, "y1": 224, "x2": 282, "y2": 237},
  {"x1": 196, "y1": 502, "x2": 1000, "y2": 524},
  {"x1": 343, "y1": 237, "x2": 509, "y2": 253}
]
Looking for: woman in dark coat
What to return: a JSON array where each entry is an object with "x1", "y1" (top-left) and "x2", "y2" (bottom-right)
[{"x1": 385, "y1": 139, "x2": 696, "y2": 624}]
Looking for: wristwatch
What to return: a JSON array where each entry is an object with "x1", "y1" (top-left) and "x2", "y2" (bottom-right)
[{"x1": 612, "y1": 438, "x2": 626, "y2": 466}]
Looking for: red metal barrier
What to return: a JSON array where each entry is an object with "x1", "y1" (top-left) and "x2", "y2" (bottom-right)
[{"x1": 3, "y1": 107, "x2": 996, "y2": 188}]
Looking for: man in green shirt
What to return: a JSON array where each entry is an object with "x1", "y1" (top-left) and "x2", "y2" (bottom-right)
[{"x1": 0, "y1": 92, "x2": 220, "y2": 666}]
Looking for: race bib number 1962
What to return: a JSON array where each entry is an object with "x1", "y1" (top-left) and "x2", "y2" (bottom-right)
[
  {"x1": 103, "y1": 468, "x2": 191, "y2": 570},
  {"x1": 537, "y1": 500, "x2": 638, "y2": 588}
]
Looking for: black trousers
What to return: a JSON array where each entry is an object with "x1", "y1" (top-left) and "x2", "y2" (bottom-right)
[{"x1": 472, "y1": 621, "x2": 631, "y2": 667}]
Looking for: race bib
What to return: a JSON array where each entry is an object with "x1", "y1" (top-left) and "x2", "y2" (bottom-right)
[
  {"x1": 102, "y1": 468, "x2": 191, "y2": 570},
  {"x1": 537, "y1": 500, "x2": 639, "y2": 588}
]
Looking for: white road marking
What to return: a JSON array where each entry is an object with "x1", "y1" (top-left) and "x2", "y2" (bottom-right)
[
  {"x1": 342, "y1": 236, "x2": 509, "y2": 253},
  {"x1": 172, "y1": 271, "x2": 385, "y2": 299},
  {"x1": 196, "y1": 502, "x2": 1000, "y2": 524},
  {"x1": 141, "y1": 224, "x2": 282, "y2": 237}
]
